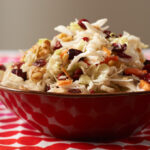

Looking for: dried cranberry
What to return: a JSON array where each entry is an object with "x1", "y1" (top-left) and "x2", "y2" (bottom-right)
[
  {"x1": 79, "y1": 57, "x2": 85, "y2": 61},
  {"x1": 53, "y1": 41, "x2": 62, "y2": 50},
  {"x1": 68, "y1": 89, "x2": 81, "y2": 93},
  {"x1": 112, "y1": 43, "x2": 127, "y2": 51},
  {"x1": 142, "y1": 73, "x2": 150, "y2": 83},
  {"x1": 122, "y1": 44, "x2": 127, "y2": 50},
  {"x1": 104, "y1": 31, "x2": 122, "y2": 39},
  {"x1": 144, "y1": 60, "x2": 150, "y2": 65},
  {"x1": 119, "y1": 34, "x2": 123, "y2": 37},
  {"x1": 116, "y1": 52, "x2": 131, "y2": 59},
  {"x1": 72, "y1": 68, "x2": 83, "y2": 81},
  {"x1": 112, "y1": 43, "x2": 131, "y2": 59},
  {"x1": 45, "y1": 85, "x2": 50, "y2": 92},
  {"x1": 12, "y1": 69, "x2": 27, "y2": 81},
  {"x1": 143, "y1": 64, "x2": 150, "y2": 73},
  {"x1": 143, "y1": 60, "x2": 150, "y2": 73},
  {"x1": 68, "y1": 49, "x2": 82, "y2": 60},
  {"x1": 82, "y1": 37, "x2": 89, "y2": 42},
  {"x1": 12, "y1": 62, "x2": 24, "y2": 69},
  {"x1": 103, "y1": 30, "x2": 111, "y2": 38},
  {"x1": 78, "y1": 19, "x2": 89, "y2": 30},
  {"x1": 57, "y1": 72, "x2": 65, "y2": 78},
  {"x1": 111, "y1": 33, "x2": 118, "y2": 38},
  {"x1": 33, "y1": 59, "x2": 46, "y2": 67},
  {"x1": 75, "y1": 68, "x2": 83, "y2": 75},
  {"x1": 90, "y1": 90, "x2": 95, "y2": 93},
  {"x1": 112, "y1": 43, "x2": 118, "y2": 47},
  {"x1": 83, "y1": 58, "x2": 90, "y2": 66},
  {"x1": 0, "y1": 64, "x2": 6, "y2": 71}
]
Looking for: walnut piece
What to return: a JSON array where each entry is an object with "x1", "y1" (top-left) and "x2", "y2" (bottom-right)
[
  {"x1": 31, "y1": 67, "x2": 46, "y2": 82},
  {"x1": 57, "y1": 33, "x2": 73, "y2": 42}
]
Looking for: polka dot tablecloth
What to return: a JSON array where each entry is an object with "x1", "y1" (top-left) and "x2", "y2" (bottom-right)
[{"x1": 0, "y1": 50, "x2": 150, "y2": 150}]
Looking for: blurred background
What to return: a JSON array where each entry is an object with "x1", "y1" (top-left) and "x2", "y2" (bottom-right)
[{"x1": 0, "y1": 0, "x2": 150, "y2": 49}]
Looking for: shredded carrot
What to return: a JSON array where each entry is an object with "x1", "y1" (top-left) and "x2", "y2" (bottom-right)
[
  {"x1": 139, "y1": 80, "x2": 150, "y2": 91},
  {"x1": 102, "y1": 46, "x2": 111, "y2": 56},
  {"x1": 60, "y1": 49, "x2": 68, "y2": 59},
  {"x1": 61, "y1": 67, "x2": 71, "y2": 79},
  {"x1": 124, "y1": 68, "x2": 147, "y2": 77},
  {"x1": 101, "y1": 56, "x2": 119, "y2": 64},
  {"x1": 58, "y1": 79, "x2": 72, "y2": 86}
]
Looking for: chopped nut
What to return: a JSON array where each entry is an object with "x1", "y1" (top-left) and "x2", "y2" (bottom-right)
[
  {"x1": 37, "y1": 40, "x2": 51, "y2": 58},
  {"x1": 31, "y1": 45, "x2": 40, "y2": 53},
  {"x1": 20, "y1": 55, "x2": 25, "y2": 62},
  {"x1": 63, "y1": 36, "x2": 73, "y2": 42},
  {"x1": 43, "y1": 40, "x2": 51, "y2": 49},
  {"x1": 38, "y1": 49, "x2": 47, "y2": 57},
  {"x1": 40, "y1": 68, "x2": 46, "y2": 73},
  {"x1": 19, "y1": 85, "x2": 28, "y2": 90},
  {"x1": 31, "y1": 67, "x2": 46, "y2": 82},
  {"x1": 22, "y1": 39, "x2": 51, "y2": 62},
  {"x1": 57, "y1": 33, "x2": 73, "y2": 42},
  {"x1": 57, "y1": 33, "x2": 66, "y2": 39},
  {"x1": 136, "y1": 48, "x2": 141, "y2": 53},
  {"x1": 37, "y1": 48, "x2": 50, "y2": 58},
  {"x1": 32, "y1": 72, "x2": 43, "y2": 81},
  {"x1": 108, "y1": 60, "x2": 116, "y2": 66},
  {"x1": 93, "y1": 25, "x2": 100, "y2": 30},
  {"x1": 62, "y1": 53, "x2": 69, "y2": 65}
]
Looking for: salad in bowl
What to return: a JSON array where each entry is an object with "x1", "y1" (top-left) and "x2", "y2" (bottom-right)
[{"x1": 0, "y1": 18, "x2": 149, "y2": 94}]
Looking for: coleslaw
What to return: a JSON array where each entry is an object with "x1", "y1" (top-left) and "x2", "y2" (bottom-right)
[{"x1": 0, "y1": 18, "x2": 149, "y2": 94}]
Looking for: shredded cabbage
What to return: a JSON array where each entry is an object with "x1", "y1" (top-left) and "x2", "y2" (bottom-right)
[{"x1": 1, "y1": 18, "x2": 149, "y2": 93}]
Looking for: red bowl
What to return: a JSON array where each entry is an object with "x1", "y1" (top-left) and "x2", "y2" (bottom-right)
[{"x1": 0, "y1": 85, "x2": 150, "y2": 141}]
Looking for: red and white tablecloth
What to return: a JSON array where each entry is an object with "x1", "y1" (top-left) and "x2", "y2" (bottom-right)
[{"x1": 0, "y1": 50, "x2": 150, "y2": 150}]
